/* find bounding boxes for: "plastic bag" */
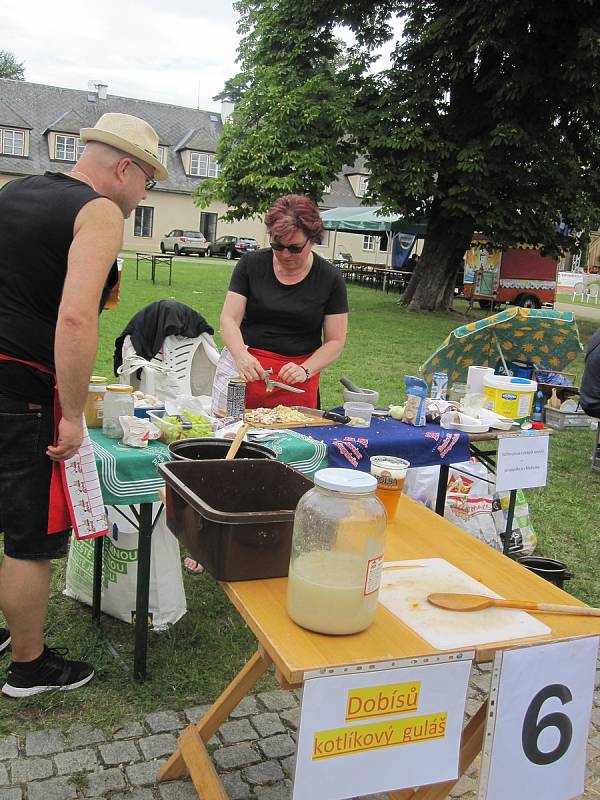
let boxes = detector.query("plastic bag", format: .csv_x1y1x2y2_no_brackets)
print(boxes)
492,489,537,555
403,376,427,426
444,460,502,550
64,503,187,630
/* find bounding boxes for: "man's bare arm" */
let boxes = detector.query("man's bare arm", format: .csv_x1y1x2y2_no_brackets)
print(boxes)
48,198,124,461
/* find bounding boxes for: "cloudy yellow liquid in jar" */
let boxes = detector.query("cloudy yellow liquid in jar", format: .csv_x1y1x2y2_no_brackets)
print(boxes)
287,550,380,635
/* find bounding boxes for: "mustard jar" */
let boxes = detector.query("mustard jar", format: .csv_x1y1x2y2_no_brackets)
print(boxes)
84,376,107,429
286,468,387,635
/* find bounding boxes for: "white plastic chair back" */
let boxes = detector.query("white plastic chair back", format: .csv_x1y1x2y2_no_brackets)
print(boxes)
119,333,220,400
572,281,585,301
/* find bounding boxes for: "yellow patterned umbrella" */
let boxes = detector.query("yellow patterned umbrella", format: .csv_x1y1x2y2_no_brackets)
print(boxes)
420,307,583,386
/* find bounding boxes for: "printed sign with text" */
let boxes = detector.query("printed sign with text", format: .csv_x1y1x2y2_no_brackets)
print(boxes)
292,658,472,800
495,433,549,492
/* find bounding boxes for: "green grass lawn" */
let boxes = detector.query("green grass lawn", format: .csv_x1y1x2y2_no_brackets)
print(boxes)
1,254,598,735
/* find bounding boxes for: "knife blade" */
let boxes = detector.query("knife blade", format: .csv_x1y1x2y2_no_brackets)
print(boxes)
262,368,305,394
292,406,351,424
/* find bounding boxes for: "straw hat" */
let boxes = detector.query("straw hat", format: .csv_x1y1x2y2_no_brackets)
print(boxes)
80,113,168,181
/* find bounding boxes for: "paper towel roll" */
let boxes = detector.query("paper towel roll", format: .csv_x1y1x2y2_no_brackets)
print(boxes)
467,366,494,394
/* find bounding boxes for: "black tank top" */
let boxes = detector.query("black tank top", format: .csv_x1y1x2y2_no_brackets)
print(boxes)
0,172,118,402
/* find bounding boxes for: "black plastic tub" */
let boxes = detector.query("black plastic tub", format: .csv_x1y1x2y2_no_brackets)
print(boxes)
517,556,573,589
168,438,275,461
159,459,312,581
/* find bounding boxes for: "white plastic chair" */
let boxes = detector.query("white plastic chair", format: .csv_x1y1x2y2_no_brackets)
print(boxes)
119,333,220,400
572,281,585,302
586,283,599,304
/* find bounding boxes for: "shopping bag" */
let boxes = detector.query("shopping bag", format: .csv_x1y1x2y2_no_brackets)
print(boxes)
492,489,537,555
64,503,186,630
444,460,502,551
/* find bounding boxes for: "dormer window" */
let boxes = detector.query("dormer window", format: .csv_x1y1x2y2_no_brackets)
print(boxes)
55,134,85,161
157,145,166,165
190,152,218,177
1,128,25,156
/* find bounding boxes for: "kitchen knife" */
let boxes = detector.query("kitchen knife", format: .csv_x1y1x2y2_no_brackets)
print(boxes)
292,406,351,424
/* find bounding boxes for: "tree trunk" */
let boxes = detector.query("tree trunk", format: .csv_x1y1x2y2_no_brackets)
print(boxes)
403,206,474,312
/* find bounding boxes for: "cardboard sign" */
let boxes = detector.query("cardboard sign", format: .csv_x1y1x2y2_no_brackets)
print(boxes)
292,655,472,800
478,637,599,800
495,432,549,492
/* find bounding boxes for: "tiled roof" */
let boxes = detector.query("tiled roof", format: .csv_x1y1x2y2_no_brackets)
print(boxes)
0,78,368,204
0,99,31,129
0,78,224,191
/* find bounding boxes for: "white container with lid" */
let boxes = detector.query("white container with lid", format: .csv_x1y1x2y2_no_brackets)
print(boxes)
102,384,134,439
286,468,387,635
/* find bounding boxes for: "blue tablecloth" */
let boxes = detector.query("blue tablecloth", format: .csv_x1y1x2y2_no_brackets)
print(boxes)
290,415,470,472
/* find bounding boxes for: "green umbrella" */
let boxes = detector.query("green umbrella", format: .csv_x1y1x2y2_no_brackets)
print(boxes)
420,307,584,386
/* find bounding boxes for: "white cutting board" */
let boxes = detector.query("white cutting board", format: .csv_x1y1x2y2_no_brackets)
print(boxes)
379,558,551,650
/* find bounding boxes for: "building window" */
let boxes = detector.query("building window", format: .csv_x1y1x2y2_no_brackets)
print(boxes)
55,134,85,161
190,151,219,177
363,234,375,251
157,145,166,164
134,206,154,237
1,128,25,156
358,176,369,197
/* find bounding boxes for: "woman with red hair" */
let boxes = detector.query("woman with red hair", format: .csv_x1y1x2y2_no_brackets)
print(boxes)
212,194,348,411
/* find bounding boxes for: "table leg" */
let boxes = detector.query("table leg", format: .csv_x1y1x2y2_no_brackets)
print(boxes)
159,648,272,785
151,256,156,285
136,255,140,280
387,701,487,800
92,536,103,625
168,258,172,286
503,489,517,556
434,464,449,516
133,503,154,682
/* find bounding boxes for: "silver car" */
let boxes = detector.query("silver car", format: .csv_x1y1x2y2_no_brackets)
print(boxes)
160,229,208,256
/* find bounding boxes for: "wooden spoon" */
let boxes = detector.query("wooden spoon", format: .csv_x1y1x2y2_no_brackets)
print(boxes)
427,592,600,617
225,423,249,460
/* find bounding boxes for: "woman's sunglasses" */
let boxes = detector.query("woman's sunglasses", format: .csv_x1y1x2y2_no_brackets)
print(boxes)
270,238,309,254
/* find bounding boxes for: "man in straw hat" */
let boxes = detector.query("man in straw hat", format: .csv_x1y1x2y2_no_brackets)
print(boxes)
0,113,167,697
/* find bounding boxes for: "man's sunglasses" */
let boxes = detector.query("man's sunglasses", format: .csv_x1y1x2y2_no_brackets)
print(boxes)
130,160,156,190
270,238,309,254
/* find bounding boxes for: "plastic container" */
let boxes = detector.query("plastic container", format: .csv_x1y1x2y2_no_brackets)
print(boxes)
342,387,379,406
134,405,165,420
286,468,387,635
159,459,313,581
343,402,374,427
102,384,134,438
449,382,468,402
517,556,573,589
147,409,214,444
84,376,107,429
483,375,537,422
168,438,275,461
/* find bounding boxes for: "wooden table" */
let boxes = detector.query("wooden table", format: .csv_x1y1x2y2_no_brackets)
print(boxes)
158,495,599,799
135,252,173,285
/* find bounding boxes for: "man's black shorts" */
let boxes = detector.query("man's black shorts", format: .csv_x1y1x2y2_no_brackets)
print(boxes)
0,394,70,559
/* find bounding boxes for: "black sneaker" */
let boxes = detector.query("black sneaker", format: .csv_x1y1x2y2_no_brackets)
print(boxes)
0,630,10,654
2,646,94,698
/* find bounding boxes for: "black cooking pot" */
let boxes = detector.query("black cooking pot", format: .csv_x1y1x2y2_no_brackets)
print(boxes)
517,556,574,590
168,437,276,462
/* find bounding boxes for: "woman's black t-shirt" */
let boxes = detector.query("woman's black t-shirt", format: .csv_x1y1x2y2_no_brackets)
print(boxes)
228,249,348,356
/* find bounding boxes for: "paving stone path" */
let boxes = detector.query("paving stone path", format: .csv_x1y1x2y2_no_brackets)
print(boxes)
0,661,598,800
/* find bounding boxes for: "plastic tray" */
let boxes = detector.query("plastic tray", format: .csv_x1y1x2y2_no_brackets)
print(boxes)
147,409,214,443
159,459,313,581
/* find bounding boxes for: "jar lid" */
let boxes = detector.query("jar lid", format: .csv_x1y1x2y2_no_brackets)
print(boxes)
106,384,134,392
89,375,107,384
314,468,377,494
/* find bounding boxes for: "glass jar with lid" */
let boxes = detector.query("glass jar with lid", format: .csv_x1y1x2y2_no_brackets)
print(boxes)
286,468,387,635
102,384,134,439
84,376,107,429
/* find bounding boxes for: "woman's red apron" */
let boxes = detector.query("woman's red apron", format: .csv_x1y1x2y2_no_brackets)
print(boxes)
244,348,319,409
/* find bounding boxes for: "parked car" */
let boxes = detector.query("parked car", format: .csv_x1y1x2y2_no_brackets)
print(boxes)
160,230,208,256
206,236,259,260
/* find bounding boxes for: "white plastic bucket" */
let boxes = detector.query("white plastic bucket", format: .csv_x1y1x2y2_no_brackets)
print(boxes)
483,374,537,421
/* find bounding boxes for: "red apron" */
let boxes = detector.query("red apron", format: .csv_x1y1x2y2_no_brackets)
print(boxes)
245,348,319,409
0,354,71,534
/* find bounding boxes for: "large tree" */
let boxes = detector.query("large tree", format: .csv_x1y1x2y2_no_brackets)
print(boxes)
196,0,600,311
0,50,24,80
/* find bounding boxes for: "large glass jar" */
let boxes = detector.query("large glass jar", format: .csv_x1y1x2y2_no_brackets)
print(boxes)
84,375,107,429
102,384,134,439
286,468,387,635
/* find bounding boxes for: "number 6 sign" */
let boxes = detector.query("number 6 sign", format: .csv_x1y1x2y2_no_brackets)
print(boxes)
478,637,599,800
